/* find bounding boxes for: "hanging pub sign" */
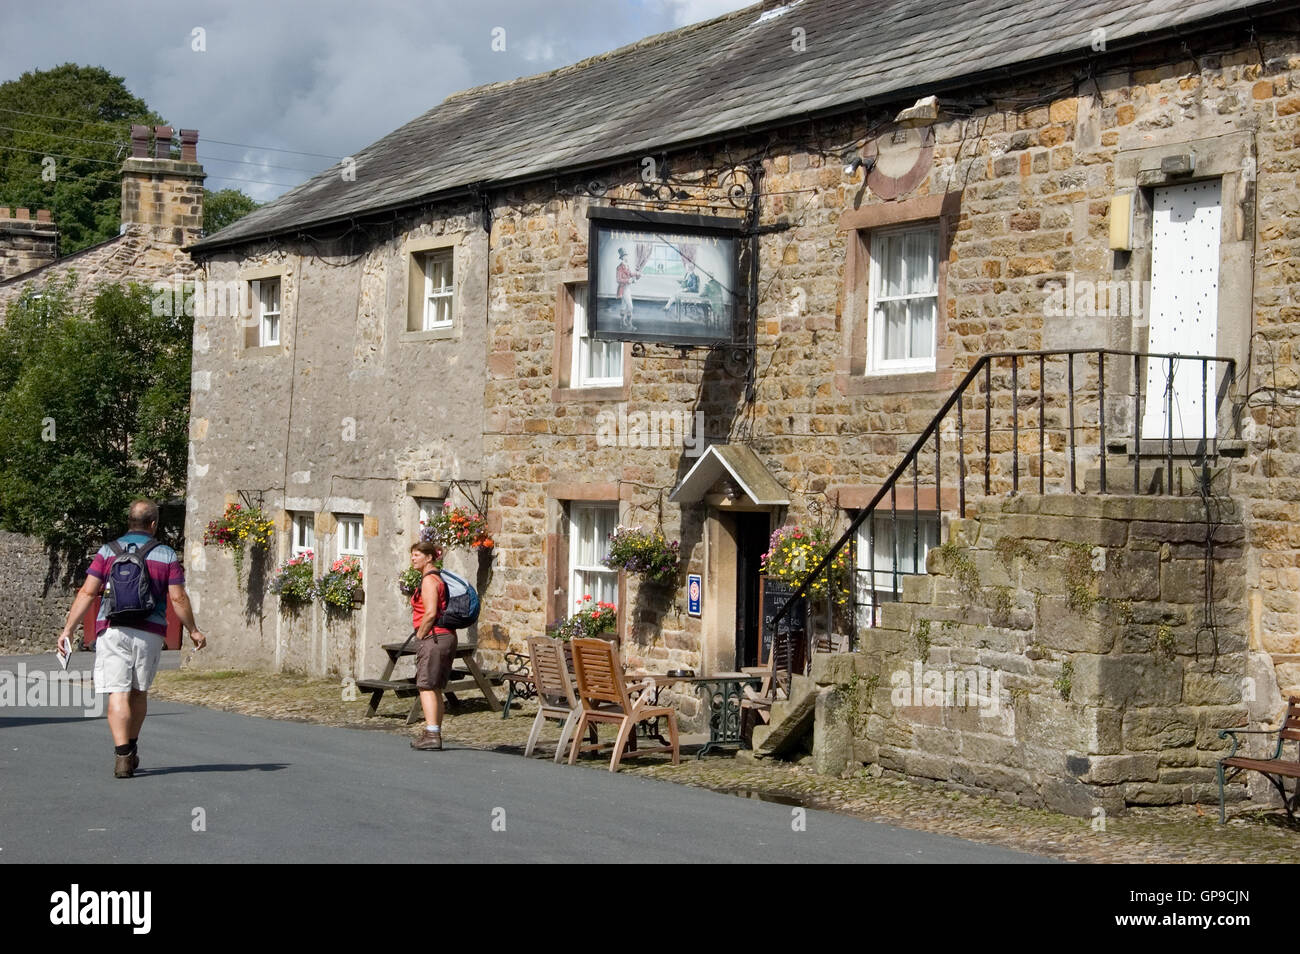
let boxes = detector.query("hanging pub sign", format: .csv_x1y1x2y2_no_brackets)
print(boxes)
586,206,744,346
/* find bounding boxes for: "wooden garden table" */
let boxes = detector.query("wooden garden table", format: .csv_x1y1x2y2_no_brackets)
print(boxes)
356,635,502,724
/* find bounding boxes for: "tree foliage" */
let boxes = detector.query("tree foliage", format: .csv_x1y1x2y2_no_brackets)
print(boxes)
0,278,192,551
203,188,260,236
0,64,164,253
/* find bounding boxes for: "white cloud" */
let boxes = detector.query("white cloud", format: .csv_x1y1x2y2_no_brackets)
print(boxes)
0,1,756,201
652,0,756,27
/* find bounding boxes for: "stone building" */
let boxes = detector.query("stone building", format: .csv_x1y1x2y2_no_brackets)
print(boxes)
0,125,205,300
0,125,204,649
188,0,1300,812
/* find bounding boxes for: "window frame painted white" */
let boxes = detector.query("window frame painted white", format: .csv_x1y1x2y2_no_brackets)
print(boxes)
422,249,454,331
336,513,364,561
416,498,443,532
290,511,315,558
867,223,939,374
257,278,281,347
570,282,622,388
568,502,619,613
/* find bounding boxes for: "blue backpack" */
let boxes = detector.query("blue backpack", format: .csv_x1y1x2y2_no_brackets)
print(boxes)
103,539,161,623
435,570,480,630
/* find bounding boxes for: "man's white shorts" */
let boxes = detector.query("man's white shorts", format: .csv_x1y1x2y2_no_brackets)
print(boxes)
93,626,165,693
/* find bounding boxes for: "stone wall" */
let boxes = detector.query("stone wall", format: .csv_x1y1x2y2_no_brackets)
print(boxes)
0,223,201,311
809,493,1282,815
0,209,58,282
186,201,489,679
0,533,86,652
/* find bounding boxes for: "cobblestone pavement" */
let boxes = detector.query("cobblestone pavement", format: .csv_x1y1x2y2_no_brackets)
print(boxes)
148,669,1299,863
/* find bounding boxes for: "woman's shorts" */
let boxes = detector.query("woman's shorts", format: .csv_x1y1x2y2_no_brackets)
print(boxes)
414,632,457,691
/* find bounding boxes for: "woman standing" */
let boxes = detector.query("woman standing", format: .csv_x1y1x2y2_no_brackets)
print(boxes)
409,541,455,751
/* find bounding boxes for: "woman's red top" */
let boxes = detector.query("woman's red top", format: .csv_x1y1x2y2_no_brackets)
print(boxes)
411,571,453,635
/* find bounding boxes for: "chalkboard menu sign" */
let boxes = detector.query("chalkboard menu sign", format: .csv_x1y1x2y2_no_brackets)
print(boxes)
759,576,806,666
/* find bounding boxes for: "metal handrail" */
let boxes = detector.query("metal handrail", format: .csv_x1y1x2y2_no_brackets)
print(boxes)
768,348,1238,683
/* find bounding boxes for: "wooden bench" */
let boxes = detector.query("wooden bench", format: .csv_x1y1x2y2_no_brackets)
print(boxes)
356,637,503,725
1217,696,1300,823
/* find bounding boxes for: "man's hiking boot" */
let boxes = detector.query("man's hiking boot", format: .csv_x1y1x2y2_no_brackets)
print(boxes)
114,754,135,778
411,729,443,751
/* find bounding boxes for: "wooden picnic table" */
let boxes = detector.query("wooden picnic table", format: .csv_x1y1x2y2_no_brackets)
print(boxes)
356,636,502,724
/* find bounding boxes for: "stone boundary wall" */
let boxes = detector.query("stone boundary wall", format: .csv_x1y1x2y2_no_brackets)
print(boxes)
0,533,85,652
811,494,1281,816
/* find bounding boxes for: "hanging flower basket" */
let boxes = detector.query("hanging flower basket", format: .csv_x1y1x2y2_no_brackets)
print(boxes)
269,550,316,607
316,556,364,612
419,504,493,551
601,525,680,585
760,525,850,605
203,502,275,588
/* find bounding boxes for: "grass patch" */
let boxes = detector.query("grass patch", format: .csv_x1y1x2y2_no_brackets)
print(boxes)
994,535,1037,571
1058,541,1099,615
936,541,980,599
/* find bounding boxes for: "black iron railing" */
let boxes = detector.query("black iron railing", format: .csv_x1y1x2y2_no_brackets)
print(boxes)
770,348,1239,684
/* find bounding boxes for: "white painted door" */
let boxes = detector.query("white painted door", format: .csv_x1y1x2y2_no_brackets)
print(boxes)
1142,179,1221,440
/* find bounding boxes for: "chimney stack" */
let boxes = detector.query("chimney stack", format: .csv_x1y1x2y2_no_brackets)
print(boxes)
0,207,59,282
120,124,206,247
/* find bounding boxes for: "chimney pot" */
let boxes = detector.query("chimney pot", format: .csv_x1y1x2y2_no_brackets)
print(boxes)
131,124,151,159
0,207,9,219
153,125,173,159
36,209,52,223
180,129,199,162
15,208,30,221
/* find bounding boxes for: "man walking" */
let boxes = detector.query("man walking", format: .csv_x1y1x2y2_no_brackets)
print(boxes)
57,499,207,778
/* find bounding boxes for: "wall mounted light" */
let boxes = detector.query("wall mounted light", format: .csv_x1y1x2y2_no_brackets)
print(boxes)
843,155,877,176
1109,192,1135,251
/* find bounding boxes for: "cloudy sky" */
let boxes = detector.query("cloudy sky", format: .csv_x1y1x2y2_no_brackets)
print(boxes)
2,0,756,201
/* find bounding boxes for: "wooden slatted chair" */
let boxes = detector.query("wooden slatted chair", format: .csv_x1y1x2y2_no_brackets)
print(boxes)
567,637,680,771
1217,696,1300,823
524,636,586,763
740,628,799,729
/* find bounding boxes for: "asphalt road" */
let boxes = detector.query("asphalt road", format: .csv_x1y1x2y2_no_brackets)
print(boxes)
0,655,1049,864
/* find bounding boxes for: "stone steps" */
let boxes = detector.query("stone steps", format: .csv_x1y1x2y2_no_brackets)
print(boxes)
1082,460,1226,496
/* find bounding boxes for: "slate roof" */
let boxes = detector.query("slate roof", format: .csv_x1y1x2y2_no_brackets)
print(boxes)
192,0,1287,253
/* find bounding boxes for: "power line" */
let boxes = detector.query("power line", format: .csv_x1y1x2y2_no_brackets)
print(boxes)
0,153,303,191
0,123,128,150
196,154,326,175
0,123,327,174
0,105,345,160
204,173,301,189
201,137,342,160
0,143,118,164
0,105,129,132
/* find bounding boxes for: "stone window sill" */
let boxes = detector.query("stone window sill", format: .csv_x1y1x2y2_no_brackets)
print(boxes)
402,326,458,342
243,344,285,358
552,384,630,404
835,368,957,396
